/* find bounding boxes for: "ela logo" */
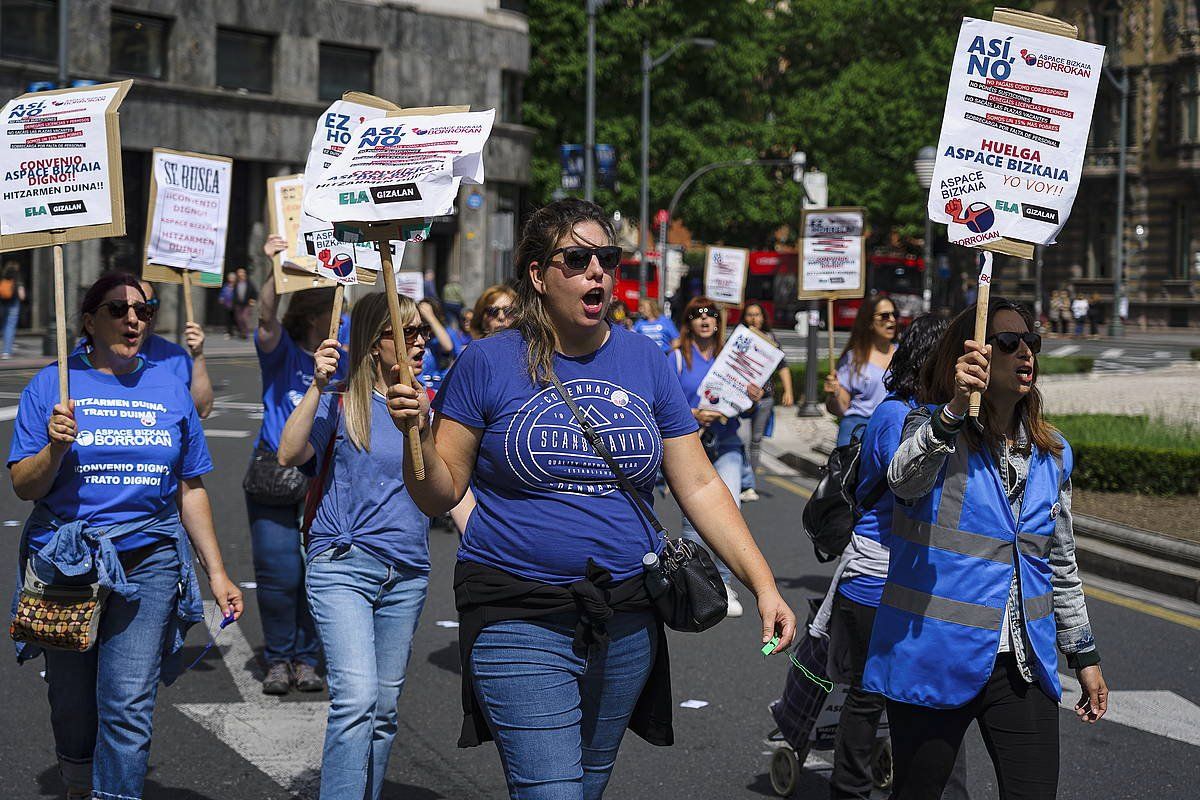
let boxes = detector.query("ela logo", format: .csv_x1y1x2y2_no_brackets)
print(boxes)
24,206,46,217
338,191,369,205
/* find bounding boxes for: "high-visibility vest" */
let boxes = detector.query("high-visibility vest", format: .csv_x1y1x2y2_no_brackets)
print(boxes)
863,422,1072,708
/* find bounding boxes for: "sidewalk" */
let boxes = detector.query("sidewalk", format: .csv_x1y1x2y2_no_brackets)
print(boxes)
0,331,255,371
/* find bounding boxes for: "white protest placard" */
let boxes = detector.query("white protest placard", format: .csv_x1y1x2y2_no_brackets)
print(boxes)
144,148,232,275
696,325,785,418
0,80,131,250
928,17,1103,249
394,271,425,300
702,246,749,306
798,207,866,299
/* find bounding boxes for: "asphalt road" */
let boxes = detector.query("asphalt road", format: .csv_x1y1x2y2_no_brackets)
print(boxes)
0,358,1198,799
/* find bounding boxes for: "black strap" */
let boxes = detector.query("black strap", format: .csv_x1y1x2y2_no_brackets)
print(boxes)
546,371,668,536
858,476,889,513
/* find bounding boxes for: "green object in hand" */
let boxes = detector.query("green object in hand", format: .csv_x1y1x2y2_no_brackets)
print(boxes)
761,635,781,656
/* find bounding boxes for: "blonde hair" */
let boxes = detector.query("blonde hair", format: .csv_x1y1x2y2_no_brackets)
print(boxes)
469,284,516,338
341,292,418,451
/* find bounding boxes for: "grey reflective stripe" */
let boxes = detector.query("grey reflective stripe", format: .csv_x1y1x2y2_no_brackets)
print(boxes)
893,513,1012,564
1024,591,1053,621
1018,532,1051,559
881,583,1004,630
936,439,970,530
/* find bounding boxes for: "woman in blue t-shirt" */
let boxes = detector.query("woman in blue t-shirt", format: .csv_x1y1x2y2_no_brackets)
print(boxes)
632,298,679,353
385,199,796,799
278,292,432,800
8,272,243,800
824,295,897,447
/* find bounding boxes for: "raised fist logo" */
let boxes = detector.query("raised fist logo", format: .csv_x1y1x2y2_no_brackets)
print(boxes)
946,198,995,234
945,198,965,220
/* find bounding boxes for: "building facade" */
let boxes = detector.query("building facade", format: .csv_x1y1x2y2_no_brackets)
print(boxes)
0,0,533,339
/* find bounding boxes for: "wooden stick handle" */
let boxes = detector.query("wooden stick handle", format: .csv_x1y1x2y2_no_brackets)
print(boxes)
181,269,195,326
328,283,344,341
969,281,991,419
379,247,426,481
53,244,68,407
827,296,836,376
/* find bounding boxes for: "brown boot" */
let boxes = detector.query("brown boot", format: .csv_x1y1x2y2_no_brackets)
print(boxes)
292,661,325,692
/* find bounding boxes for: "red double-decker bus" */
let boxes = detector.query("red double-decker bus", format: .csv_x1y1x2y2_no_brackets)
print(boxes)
614,255,660,310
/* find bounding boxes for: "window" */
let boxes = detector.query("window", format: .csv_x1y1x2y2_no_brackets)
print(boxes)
1,0,58,63
1172,201,1192,278
1181,68,1200,144
110,11,169,79
500,69,524,123
318,43,374,102
499,0,528,13
216,28,274,94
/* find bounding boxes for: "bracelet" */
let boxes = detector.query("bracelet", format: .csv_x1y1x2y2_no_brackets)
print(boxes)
941,403,966,423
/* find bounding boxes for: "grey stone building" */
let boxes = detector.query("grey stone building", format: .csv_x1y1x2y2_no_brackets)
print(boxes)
0,0,533,339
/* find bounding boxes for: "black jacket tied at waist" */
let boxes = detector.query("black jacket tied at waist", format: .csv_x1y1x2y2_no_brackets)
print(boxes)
454,558,674,749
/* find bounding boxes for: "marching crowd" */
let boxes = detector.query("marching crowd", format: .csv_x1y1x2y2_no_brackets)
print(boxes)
7,198,1107,800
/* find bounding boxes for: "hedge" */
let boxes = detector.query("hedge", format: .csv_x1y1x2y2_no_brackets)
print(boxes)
1191,347,1200,361
1052,414,1200,496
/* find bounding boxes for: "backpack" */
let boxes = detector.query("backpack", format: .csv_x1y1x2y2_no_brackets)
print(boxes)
801,421,889,563
0,278,14,301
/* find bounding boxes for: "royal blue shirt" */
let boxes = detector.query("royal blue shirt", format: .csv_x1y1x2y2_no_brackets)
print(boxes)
671,345,741,454
837,395,912,607
633,317,679,353
72,333,192,388
433,325,698,584
8,355,212,552
303,391,430,572
254,328,347,452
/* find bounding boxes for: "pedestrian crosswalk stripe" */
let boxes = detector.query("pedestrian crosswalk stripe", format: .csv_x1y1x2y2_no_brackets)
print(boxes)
1048,345,1080,357
1099,348,1124,359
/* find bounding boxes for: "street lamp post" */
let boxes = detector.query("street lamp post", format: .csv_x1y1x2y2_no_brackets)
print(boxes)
640,37,715,307
913,146,936,313
1103,64,1129,337
584,0,608,201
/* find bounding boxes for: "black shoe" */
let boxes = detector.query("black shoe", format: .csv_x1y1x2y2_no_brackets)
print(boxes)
292,661,325,693
262,661,291,695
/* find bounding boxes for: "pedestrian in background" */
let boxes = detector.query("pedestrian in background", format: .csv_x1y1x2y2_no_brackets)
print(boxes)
609,298,634,329
1087,293,1104,337
737,300,793,502
233,267,258,339
868,298,1107,799
468,283,516,339
133,279,215,418
219,271,237,338
278,293,432,800
632,297,679,353
1048,289,1066,336
824,295,897,447
8,271,243,800
1071,293,1089,338
386,198,795,799
0,259,25,359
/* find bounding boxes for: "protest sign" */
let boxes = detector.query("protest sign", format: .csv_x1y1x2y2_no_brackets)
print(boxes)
702,246,749,306
0,80,131,251
798,207,866,300
144,148,231,277
696,325,785,418
927,15,1101,255
394,271,425,301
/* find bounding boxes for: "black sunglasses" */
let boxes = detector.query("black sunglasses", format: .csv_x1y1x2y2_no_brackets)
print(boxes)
987,331,1042,355
100,300,155,322
874,311,897,321
547,245,621,273
381,324,433,343
686,306,719,321
484,305,512,318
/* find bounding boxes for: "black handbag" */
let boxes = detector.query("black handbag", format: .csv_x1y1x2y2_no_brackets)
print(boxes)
547,372,728,632
242,445,309,507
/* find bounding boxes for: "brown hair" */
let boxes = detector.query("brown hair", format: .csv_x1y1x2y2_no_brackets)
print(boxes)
469,284,517,339
838,294,895,375
341,292,418,451
920,297,1062,457
740,300,772,333
282,287,336,344
79,271,146,346
674,295,725,371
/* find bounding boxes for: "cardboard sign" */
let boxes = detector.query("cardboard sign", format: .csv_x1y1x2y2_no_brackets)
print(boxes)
696,325,785,417
702,246,749,306
394,271,425,300
0,80,131,251
303,109,495,225
928,17,1102,251
798,207,866,299
144,148,231,275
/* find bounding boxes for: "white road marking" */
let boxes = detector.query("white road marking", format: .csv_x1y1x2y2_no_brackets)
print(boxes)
0,405,18,421
1059,672,1200,747
203,429,252,438
1154,351,1172,359
1099,348,1124,359
1047,345,1080,357
213,400,263,412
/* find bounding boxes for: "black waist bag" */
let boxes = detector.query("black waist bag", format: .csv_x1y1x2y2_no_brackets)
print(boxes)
243,445,309,507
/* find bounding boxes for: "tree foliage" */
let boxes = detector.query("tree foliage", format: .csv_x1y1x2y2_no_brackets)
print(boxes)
523,0,1027,247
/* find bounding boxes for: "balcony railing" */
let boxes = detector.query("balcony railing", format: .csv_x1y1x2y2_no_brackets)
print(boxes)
1083,145,1140,177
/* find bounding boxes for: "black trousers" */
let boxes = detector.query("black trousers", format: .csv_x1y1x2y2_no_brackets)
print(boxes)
887,654,1059,800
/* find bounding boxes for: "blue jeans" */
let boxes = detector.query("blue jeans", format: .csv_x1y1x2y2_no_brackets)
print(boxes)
41,539,179,799
306,545,428,800
245,495,320,666
471,611,657,800
836,414,870,448
1,298,18,355
681,448,741,584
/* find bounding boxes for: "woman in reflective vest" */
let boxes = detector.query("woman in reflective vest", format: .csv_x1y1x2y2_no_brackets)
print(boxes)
864,299,1108,800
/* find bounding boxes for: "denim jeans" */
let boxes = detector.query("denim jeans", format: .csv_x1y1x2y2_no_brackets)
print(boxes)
681,448,741,584
245,495,320,666
471,611,657,800
741,396,775,491
1,298,19,355
306,545,429,800
41,539,179,800
836,414,870,448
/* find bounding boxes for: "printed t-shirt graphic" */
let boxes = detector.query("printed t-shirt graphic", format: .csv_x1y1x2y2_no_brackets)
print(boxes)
7,355,212,551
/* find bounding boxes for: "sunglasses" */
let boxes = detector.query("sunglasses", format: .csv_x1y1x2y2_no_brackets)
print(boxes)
99,300,156,322
987,331,1042,355
484,305,512,319
380,324,433,343
686,306,719,321
874,311,897,321
547,245,622,273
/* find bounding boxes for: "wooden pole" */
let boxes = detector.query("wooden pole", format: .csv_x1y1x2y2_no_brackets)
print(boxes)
328,283,345,341
53,243,68,407
180,269,195,326
378,240,426,480
827,296,836,378
969,252,994,419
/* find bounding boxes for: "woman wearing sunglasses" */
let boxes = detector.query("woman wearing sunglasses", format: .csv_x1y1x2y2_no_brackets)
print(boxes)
277,293,432,800
824,295,898,447
865,299,1107,800
468,283,517,339
386,198,795,799
8,271,243,800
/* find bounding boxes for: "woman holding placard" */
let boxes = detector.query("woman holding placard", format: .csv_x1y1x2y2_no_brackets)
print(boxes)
8,271,243,800
824,296,897,447
384,199,795,800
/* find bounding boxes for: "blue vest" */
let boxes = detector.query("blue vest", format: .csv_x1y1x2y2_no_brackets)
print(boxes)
863,422,1072,708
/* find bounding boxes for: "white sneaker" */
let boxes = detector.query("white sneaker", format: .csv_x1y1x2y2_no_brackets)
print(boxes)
740,488,760,502
725,583,744,618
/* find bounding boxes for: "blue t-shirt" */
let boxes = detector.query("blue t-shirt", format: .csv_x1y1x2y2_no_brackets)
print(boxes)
633,317,679,353
836,352,892,419
837,395,912,607
671,345,741,454
71,333,192,388
254,328,347,452
8,355,212,552
304,391,430,572
433,325,698,584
